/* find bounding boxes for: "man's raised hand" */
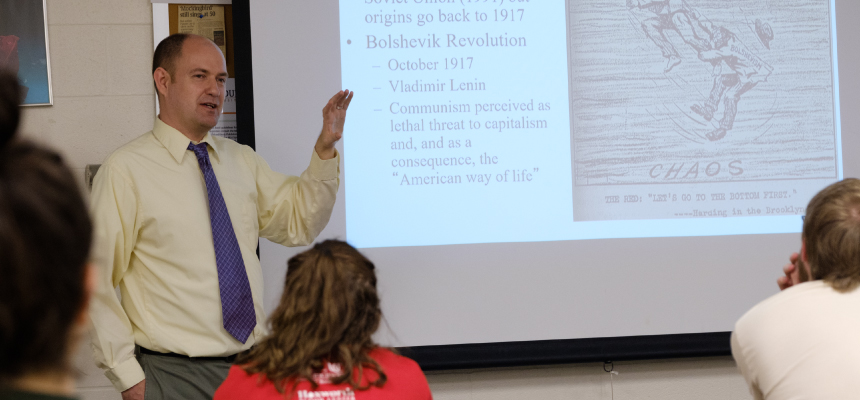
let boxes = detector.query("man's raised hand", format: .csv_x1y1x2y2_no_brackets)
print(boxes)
315,90,354,160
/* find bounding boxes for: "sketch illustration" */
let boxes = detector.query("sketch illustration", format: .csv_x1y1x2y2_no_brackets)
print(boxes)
626,0,710,73
570,0,837,183
569,0,839,220
627,0,776,142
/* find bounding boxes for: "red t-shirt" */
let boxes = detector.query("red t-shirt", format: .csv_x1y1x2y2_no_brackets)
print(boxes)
214,348,432,400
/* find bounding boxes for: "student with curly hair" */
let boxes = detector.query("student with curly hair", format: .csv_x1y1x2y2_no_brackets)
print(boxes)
214,240,432,400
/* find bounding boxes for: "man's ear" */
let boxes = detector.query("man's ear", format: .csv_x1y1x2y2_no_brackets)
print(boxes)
801,239,808,263
799,239,814,281
153,67,171,98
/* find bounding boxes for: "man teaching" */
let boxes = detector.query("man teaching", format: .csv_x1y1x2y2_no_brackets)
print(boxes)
88,33,353,400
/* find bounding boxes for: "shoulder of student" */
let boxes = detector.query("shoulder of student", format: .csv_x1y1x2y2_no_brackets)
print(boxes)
735,280,839,336
371,348,424,374
213,365,260,400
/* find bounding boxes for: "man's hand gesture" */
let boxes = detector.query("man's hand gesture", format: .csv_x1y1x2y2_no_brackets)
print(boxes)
315,90,354,160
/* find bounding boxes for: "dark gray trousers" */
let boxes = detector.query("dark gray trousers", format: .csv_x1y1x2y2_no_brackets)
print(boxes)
136,349,232,400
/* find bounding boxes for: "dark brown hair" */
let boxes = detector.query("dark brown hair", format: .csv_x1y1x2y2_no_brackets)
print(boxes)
0,71,93,380
235,240,386,394
803,178,860,291
0,70,19,148
152,33,192,87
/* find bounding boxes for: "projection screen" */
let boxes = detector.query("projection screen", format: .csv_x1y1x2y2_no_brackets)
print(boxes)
244,0,858,363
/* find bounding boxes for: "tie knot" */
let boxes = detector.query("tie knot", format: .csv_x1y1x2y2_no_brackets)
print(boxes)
188,142,210,164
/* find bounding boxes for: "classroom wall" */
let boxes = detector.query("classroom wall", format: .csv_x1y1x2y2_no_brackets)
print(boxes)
18,1,752,399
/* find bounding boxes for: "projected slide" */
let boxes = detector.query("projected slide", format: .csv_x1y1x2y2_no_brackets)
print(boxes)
572,0,841,222
339,0,841,248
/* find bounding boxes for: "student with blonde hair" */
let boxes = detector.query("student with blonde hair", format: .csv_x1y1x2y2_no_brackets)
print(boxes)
733,178,860,399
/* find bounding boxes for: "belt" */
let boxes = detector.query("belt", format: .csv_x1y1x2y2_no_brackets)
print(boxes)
138,347,239,363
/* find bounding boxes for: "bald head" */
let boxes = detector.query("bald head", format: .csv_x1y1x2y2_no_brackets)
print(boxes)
153,34,223,85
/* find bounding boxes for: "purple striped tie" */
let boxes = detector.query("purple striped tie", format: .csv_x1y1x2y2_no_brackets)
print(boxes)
188,142,256,343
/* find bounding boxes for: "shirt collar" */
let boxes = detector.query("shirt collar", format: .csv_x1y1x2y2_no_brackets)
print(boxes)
153,117,221,164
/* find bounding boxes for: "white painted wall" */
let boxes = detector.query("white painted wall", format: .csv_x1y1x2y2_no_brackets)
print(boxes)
19,0,753,399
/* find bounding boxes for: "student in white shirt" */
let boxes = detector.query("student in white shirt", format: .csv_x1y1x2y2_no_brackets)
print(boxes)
733,178,860,400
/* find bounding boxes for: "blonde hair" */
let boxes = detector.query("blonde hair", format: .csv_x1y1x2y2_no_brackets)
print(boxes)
803,178,860,291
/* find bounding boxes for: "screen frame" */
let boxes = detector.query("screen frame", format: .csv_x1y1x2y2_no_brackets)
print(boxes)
231,0,733,370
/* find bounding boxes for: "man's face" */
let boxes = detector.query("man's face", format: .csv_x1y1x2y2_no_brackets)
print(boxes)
162,37,228,136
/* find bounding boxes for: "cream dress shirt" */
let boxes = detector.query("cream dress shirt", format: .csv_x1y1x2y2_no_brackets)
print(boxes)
732,280,860,400
89,118,339,391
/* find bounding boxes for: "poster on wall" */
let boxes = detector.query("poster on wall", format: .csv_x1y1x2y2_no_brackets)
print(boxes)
177,4,227,56
0,0,52,106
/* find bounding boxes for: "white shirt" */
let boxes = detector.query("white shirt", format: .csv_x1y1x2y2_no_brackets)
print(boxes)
732,280,860,400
